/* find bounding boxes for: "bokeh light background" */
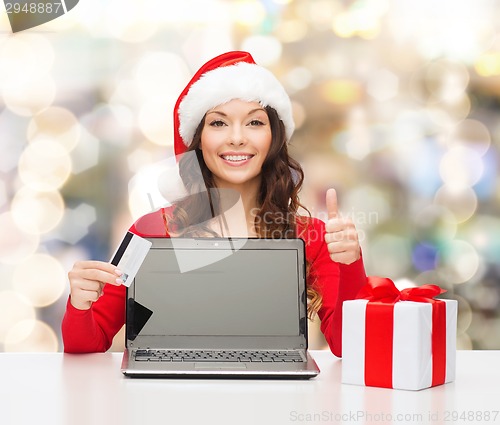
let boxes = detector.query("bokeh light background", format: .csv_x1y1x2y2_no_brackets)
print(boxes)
0,0,499,352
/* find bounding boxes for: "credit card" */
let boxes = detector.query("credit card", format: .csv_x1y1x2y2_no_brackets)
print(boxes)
110,232,152,287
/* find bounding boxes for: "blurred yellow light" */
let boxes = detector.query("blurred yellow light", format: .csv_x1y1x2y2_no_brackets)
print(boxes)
3,319,35,346
301,0,337,29
11,187,65,235
291,101,306,130
367,68,399,101
0,180,6,208
461,216,500,262
106,0,157,42
133,53,187,146
128,178,156,221
284,67,312,92
143,0,231,24
157,159,191,205
3,76,56,117
241,36,282,66
0,212,39,265
332,13,356,38
343,184,391,228
322,80,362,105
414,205,457,243
370,234,412,277
69,126,101,173
447,119,491,156
424,60,470,102
474,52,500,77
431,96,471,125
454,295,473,335
332,8,381,39
434,185,478,223
457,333,473,350
357,26,381,40
276,19,308,43
0,34,54,84
138,99,175,146
437,240,480,284
127,148,155,174
18,139,72,192
129,159,183,220
0,290,36,343
43,9,76,32
4,320,58,352
0,7,9,32
232,0,266,26
439,146,483,190
13,254,66,308
135,52,189,99
27,107,81,153
129,171,158,221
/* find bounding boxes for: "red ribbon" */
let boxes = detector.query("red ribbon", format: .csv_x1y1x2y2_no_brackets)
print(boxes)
356,276,447,388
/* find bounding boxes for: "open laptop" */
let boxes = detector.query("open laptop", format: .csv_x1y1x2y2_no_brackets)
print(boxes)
121,237,320,379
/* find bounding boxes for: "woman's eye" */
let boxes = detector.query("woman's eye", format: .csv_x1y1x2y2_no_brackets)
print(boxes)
209,120,226,127
249,120,264,126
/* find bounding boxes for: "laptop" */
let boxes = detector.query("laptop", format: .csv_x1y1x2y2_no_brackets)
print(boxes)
120,237,320,379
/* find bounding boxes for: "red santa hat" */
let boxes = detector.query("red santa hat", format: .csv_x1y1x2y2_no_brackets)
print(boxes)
174,51,295,156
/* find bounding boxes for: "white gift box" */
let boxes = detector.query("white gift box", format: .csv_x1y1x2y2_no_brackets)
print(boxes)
342,299,457,391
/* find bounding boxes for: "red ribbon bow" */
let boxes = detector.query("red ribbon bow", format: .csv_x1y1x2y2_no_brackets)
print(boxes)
356,276,446,303
355,276,447,388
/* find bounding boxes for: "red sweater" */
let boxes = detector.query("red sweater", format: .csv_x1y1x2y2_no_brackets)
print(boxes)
61,209,367,357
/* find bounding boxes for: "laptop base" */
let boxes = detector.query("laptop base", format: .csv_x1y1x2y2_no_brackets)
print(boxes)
121,349,320,380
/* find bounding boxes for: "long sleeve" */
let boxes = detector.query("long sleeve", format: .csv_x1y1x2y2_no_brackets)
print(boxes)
303,217,367,358
61,209,168,353
61,283,126,353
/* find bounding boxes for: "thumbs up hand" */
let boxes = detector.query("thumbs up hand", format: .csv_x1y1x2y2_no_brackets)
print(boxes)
324,189,361,265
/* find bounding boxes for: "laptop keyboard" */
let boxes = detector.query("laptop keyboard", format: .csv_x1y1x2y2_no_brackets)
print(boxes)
134,349,305,363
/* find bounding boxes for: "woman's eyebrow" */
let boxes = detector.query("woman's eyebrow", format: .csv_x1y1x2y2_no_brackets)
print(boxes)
206,110,227,116
206,108,266,116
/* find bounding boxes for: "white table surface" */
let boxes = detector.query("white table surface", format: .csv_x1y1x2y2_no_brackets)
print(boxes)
0,350,498,425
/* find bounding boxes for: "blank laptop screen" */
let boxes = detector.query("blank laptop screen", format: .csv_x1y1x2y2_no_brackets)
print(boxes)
132,247,301,337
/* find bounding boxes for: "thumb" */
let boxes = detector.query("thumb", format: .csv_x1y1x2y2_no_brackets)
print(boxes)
326,188,339,220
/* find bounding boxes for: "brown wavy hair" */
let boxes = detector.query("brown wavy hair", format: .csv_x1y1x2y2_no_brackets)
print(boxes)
168,106,322,318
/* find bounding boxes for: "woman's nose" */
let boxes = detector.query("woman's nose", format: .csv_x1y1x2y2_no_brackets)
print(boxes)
229,126,245,145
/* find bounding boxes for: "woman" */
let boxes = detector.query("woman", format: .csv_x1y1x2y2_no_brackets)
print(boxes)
62,51,367,356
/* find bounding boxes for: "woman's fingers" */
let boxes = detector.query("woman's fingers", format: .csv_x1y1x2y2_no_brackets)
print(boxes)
68,261,123,310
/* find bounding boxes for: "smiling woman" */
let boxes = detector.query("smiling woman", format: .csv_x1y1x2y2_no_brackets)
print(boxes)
62,51,367,356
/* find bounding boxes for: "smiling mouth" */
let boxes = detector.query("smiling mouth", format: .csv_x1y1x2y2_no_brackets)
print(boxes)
220,154,254,162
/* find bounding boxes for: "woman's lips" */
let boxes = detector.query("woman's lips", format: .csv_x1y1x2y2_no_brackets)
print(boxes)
219,153,255,166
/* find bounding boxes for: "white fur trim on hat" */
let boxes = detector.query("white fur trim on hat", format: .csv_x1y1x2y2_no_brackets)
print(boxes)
178,62,294,146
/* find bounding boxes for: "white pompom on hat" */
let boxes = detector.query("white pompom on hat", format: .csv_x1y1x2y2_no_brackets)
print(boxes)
174,51,294,156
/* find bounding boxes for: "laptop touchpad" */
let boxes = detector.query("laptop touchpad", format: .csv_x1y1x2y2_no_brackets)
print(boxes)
194,362,247,369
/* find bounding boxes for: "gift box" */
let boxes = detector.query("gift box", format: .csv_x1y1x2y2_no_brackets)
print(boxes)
342,277,457,391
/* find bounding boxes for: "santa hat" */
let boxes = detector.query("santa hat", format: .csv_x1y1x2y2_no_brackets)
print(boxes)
174,51,294,156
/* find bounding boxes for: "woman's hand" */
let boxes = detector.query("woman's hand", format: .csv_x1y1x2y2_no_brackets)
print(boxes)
67,261,123,310
324,188,361,265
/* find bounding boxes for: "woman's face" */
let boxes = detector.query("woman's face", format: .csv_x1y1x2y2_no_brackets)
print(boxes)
200,99,272,193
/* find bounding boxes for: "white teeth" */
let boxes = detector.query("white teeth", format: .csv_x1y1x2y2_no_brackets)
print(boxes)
222,155,252,162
